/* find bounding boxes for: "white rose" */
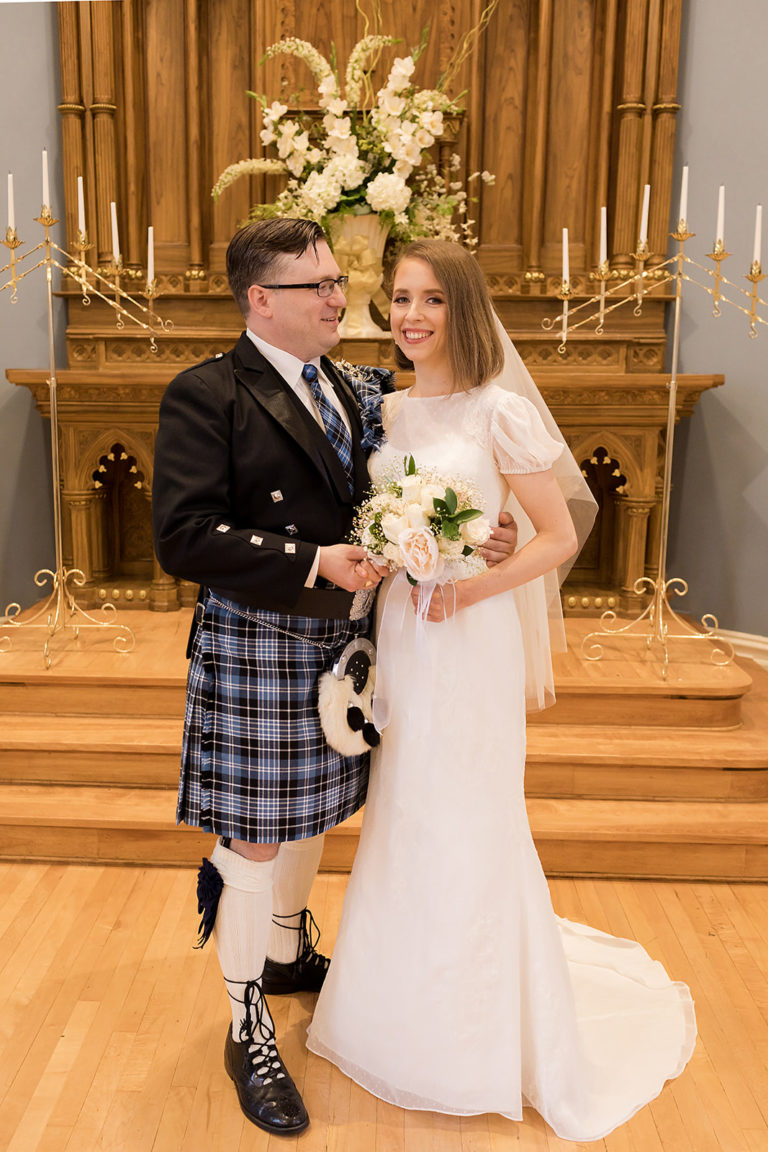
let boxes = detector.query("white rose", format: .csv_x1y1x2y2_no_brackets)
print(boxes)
398,527,442,582
460,516,492,547
381,511,411,543
437,537,465,559
382,541,402,565
405,503,429,529
419,483,445,514
399,474,422,503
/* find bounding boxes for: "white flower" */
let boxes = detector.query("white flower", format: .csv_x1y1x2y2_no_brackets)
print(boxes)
398,527,442,582
460,516,492,548
328,133,359,158
326,97,347,117
481,170,496,185
260,127,276,146
318,73,338,97
382,542,403,565
394,159,414,181
437,537,465,559
381,511,411,543
265,101,288,122
366,172,412,215
405,502,430,529
327,155,367,190
419,483,446,514
387,55,415,93
400,474,423,503
378,90,406,118
414,128,435,150
420,110,444,136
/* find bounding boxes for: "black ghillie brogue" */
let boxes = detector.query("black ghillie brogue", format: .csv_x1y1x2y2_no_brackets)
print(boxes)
224,979,309,1135
262,907,330,995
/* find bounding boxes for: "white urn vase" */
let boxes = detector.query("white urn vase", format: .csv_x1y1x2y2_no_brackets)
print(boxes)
329,212,391,339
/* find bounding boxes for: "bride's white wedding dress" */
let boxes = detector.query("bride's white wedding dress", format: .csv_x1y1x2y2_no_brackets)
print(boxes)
307,386,696,1142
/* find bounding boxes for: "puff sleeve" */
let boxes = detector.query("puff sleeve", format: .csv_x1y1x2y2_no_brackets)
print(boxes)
489,388,564,475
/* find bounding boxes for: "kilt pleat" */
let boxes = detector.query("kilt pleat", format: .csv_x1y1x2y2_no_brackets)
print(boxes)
177,591,370,842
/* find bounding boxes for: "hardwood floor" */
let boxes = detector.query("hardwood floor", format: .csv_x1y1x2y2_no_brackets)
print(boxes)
1,864,767,1152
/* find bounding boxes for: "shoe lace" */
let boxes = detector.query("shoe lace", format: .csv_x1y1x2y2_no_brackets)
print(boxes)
272,907,330,975
227,978,286,1084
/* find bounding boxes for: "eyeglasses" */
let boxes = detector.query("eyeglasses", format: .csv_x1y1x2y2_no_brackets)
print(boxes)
259,276,349,298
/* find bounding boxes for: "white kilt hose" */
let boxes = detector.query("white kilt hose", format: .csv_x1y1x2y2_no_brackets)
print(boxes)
178,591,371,843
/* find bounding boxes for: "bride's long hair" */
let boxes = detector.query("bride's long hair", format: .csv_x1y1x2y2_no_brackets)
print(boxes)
390,240,503,392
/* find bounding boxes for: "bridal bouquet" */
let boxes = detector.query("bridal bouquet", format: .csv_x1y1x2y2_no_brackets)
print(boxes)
352,456,491,583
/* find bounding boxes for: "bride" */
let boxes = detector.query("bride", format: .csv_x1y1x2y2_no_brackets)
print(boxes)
307,239,696,1142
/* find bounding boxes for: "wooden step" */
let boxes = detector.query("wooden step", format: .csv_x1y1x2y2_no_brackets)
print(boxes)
0,611,754,729
2,669,766,797
0,714,183,786
1,783,765,880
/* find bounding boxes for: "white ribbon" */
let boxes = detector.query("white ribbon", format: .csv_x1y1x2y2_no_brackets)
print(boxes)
371,569,440,732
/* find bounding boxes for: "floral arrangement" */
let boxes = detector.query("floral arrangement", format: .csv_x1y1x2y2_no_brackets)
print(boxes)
353,455,491,583
212,27,496,245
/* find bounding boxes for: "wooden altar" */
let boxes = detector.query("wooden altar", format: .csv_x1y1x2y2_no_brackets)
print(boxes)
8,0,722,613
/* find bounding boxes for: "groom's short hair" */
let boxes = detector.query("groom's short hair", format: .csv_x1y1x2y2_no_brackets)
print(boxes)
226,218,326,316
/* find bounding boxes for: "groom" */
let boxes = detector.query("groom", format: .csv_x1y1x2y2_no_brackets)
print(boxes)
152,217,516,1136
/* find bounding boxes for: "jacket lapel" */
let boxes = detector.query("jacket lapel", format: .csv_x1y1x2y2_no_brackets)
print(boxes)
232,333,360,505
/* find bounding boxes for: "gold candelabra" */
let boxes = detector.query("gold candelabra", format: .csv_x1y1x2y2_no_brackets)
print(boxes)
0,205,172,669
542,214,766,678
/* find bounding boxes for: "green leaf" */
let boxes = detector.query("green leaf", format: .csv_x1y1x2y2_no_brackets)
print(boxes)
406,572,418,586
405,455,417,475
441,520,460,541
452,508,483,524
462,545,473,556
432,498,450,516
444,487,458,515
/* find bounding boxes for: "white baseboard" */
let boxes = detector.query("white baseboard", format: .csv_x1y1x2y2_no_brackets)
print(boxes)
718,629,768,671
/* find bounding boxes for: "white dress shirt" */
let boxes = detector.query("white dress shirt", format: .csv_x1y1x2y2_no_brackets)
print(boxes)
246,330,352,587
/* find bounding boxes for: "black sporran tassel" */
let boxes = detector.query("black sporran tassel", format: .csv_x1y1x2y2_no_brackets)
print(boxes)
195,856,223,948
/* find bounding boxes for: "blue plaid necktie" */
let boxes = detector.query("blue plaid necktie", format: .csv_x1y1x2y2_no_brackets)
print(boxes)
302,363,354,494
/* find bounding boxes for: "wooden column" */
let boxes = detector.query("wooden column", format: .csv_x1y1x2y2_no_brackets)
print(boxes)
57,5,86,261
523,0,554,273
612,0,649,266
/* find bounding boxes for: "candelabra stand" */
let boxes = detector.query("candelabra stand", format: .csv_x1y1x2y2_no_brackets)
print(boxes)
0,207,172,669
542,222,766,677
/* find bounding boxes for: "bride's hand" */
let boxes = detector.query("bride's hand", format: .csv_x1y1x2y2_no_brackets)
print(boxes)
479,510,517,566
409,580,464,622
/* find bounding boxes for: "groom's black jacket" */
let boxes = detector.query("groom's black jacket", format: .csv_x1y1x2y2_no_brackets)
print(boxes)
152,331,371,618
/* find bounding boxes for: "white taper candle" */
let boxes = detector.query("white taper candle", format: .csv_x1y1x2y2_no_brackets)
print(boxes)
42,149,50,209
599,206,607,266
147,225,155,283
7,172,14,231
753,205,763,267
77,176,86,236
716,185,725,245
639,184,650,246
678,166,688,224
110,201,120,263
562,227,569,285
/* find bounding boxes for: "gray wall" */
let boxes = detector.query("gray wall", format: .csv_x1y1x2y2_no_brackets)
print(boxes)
1,2,766,634
668,1,768,635
0,2,62,611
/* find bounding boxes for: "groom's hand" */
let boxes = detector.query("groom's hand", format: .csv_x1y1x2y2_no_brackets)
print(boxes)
317,544,384,592
479,510,518,566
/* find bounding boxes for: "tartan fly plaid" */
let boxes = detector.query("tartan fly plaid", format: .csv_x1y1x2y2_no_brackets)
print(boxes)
177,591,371,843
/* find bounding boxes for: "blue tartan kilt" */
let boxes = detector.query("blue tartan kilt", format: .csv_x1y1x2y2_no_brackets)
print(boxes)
177,591,371,843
